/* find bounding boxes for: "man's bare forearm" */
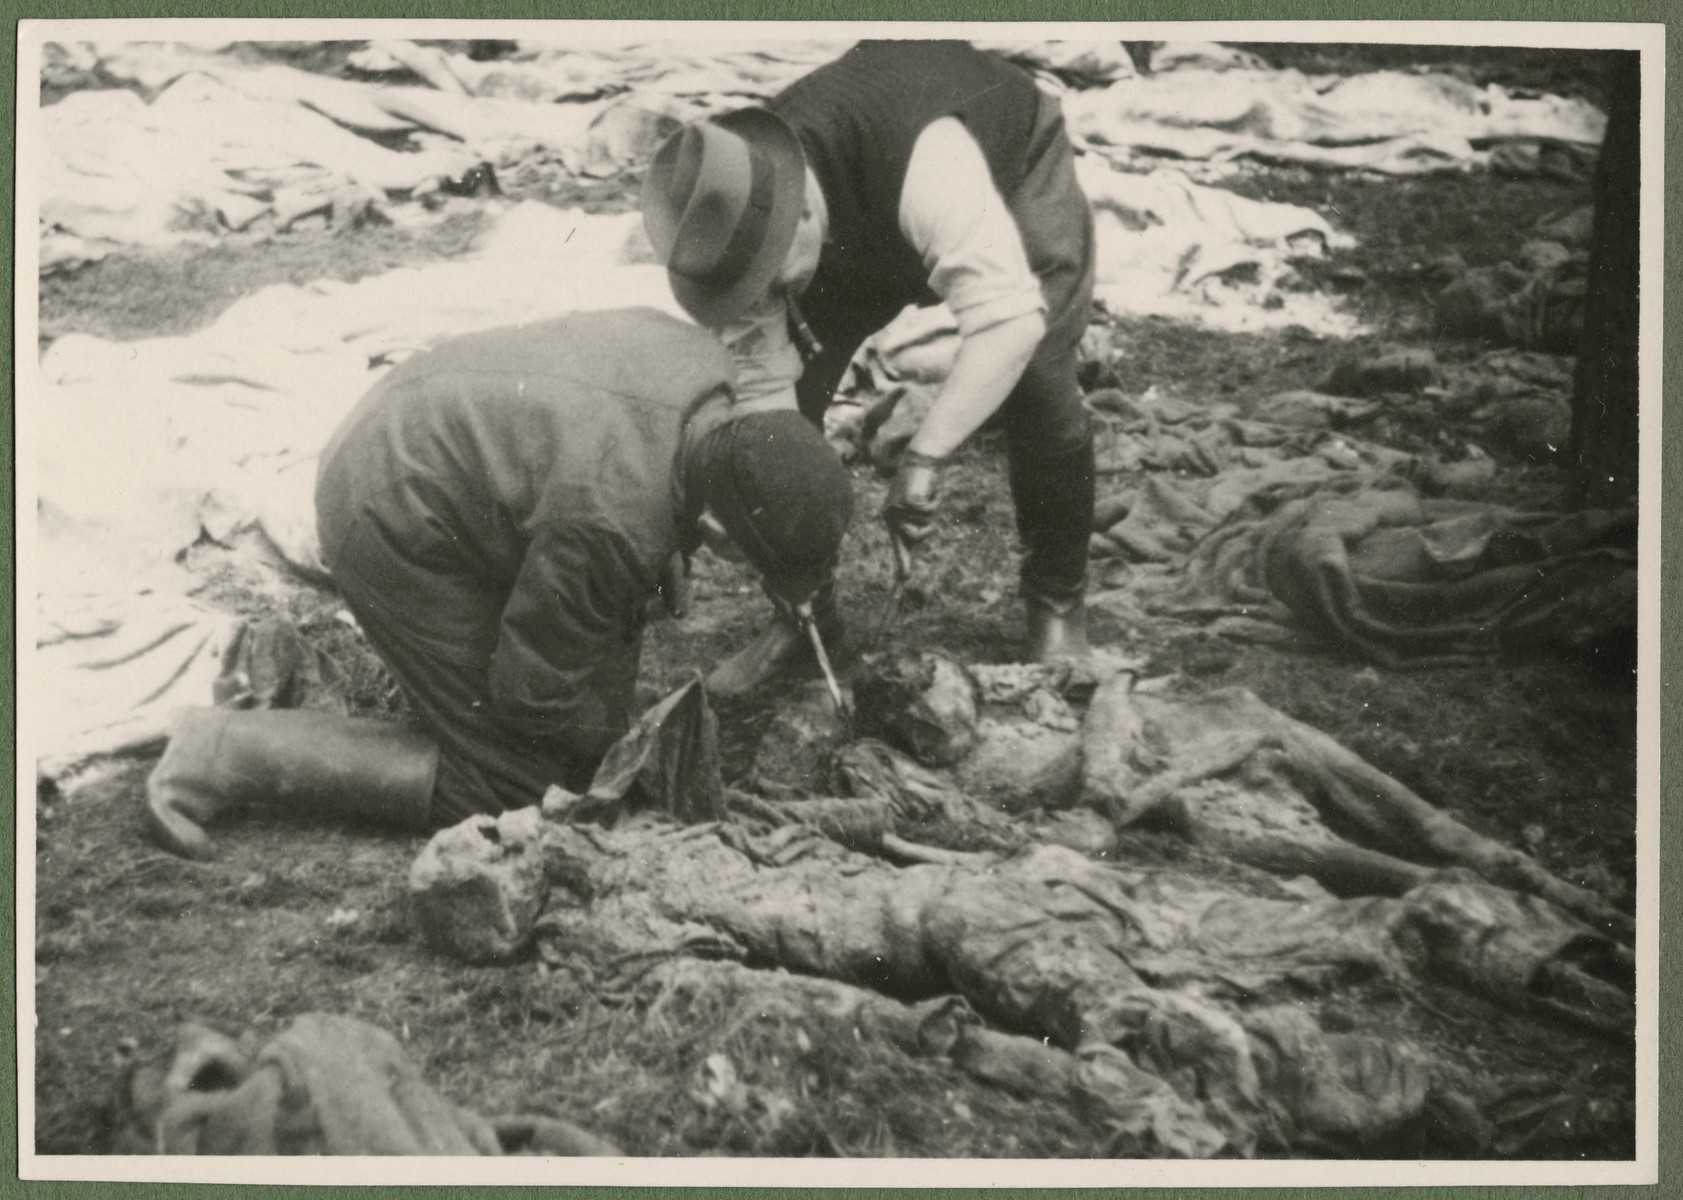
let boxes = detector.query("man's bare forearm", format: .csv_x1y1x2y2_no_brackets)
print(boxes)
906,311,1045,460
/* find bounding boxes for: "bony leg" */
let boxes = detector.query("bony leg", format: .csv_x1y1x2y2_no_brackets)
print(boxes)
145,707,439,859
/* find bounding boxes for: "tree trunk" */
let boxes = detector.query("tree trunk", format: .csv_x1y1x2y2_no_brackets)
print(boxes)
1565,52,1641,509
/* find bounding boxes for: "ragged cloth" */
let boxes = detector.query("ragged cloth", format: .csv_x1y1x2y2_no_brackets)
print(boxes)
1062,63,1605,177
1154,479,1636,664
111,1012,620,1155
412,811,1627,1156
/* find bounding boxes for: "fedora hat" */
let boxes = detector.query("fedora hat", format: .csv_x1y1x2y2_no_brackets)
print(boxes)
642,109,807,328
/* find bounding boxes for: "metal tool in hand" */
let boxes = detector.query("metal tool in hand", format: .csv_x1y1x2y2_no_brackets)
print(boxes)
871,531,914,649
794,599,849,724
786,294,824,363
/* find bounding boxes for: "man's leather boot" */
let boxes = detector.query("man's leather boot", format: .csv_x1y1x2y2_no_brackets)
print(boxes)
705,577,844,698
1008,436,1096,665
145,707,439,859
1026,596,1092,665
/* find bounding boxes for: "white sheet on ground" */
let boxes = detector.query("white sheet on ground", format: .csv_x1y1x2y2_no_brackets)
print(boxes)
39,72,482,262
35,584,241,780
1078,159,1361,333
37,40,1605,270
1064,65,1605,176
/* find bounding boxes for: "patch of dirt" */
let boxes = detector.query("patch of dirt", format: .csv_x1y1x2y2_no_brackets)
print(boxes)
39,210,490,347
1217,648,1638,910
1219,167,1592,336
31,46,1636,1160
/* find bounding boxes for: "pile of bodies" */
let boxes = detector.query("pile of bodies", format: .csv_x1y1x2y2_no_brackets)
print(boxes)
403,657,1633,1158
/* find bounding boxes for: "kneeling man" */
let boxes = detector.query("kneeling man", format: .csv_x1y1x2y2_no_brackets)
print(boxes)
146,307,853,857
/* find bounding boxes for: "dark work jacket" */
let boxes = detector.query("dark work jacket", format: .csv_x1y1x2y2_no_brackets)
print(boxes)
315,308,733,759
770,40,1047,312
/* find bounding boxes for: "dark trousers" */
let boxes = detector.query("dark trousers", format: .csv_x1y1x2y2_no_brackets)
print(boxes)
326,514,599,826
796,94,1097,609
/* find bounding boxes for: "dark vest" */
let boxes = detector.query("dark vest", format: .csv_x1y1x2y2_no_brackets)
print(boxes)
770,40,1043,313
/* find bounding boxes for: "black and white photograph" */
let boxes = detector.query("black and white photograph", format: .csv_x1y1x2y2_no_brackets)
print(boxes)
15,17,1662,1186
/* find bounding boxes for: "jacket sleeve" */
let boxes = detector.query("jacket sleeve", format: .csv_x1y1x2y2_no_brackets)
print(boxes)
486,521,653,764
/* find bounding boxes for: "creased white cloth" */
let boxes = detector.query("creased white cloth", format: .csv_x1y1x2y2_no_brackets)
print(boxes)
37,40,1606,271
39,72,481,261
1064,66,1605,176
35,586,242,779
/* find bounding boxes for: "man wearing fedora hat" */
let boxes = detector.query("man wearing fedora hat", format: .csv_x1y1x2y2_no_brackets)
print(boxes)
143,309,853,857
644,39,1097,694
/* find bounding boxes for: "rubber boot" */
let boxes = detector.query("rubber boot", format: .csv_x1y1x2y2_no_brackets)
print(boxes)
1008,436,1096,664
705,578,844,698
145,707,439,859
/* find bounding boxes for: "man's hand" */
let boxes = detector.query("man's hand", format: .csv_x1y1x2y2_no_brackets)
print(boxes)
697,511,746,562
883,450,945,551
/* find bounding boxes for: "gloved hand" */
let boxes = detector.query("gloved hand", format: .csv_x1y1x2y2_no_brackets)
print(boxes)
883,449,945,552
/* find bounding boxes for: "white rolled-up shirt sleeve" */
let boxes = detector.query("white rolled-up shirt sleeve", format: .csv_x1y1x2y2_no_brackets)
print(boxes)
899,118,1046,337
